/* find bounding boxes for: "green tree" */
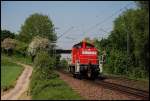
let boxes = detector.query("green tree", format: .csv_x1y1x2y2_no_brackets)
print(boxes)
59,58,68,69
15,40,28,57
109,8,148,77
136,1,149,11
18,13,57,43
94,1,149,79
27,36,52,62
134,1,149,75
1,30,15,41
34,50,57,79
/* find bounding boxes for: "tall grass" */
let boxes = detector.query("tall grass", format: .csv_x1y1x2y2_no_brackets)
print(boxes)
1,55,24,91
30,70,83,100
2,53,33,65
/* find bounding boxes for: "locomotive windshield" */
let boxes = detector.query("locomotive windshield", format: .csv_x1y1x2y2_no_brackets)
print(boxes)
86,43,94,48
73,42,82,48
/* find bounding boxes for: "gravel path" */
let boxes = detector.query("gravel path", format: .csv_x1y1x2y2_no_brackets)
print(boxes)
57,71,142,100
1,62,32,100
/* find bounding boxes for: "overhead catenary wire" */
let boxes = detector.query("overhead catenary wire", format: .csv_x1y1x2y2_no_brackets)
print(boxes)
57,26,74,40
56,2,135,47
61,27,110,44
83,3,134,34
66,3,134,43
65,36,76,41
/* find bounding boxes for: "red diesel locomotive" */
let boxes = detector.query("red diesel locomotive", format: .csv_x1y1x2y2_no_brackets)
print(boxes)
68,40,100,79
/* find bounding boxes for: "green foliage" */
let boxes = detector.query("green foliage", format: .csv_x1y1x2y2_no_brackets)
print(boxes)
34,51,55,69
1,55,24,91
136,1,149,11
18,13,57,43
1,38,28,57
94,2,149,79
84,37,91,43
1,30,15,41
33,51,57,79
30,49,82,99
30,71,82,100
103,50,127,75
59,58,68,69
27,36,52,57
2,53,32,66
15,40,28,56
11,54,32,65
30,52,82,99
55,54,61,67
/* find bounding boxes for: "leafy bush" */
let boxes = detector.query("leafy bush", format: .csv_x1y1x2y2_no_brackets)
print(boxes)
103,50,128,75
27,36,55,62
1,38,28,57
15,40,28,57
59,58,68,69
130,67,148,79
103,49,148,79
28,36,51,57
34,51,55,69
1,38,16,50
34,50,57,79
1,38,17,56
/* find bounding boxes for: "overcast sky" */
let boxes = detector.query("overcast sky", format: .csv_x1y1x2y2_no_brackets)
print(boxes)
1,1,137,58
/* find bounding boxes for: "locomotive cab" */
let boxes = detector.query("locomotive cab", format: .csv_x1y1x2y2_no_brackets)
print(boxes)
69,40,100,79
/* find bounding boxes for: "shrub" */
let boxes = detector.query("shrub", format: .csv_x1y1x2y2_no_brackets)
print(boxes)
15,40,28,57
103,49,128,75
34,50,57,79
1,38,17,56
27,36,55,62
28,36,51,56
59,58,68,69
1,38,16,49
1,38,29,57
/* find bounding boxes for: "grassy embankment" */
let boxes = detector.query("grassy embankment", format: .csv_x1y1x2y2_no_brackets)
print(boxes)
30,69,83,100
2,53,32,65
1,54,24,91
30,78,83,100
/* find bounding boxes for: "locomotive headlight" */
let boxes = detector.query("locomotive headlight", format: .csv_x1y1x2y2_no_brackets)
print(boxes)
82,51,96,55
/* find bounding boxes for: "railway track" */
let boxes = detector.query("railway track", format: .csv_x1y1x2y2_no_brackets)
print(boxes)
58,70,149,100
94,80,149,100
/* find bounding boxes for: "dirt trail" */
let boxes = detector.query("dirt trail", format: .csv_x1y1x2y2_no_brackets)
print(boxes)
1,62,33,100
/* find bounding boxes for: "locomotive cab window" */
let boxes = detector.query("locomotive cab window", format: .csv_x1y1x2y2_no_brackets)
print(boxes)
73,42,82,48
86,43,94,48
77,45,81,48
